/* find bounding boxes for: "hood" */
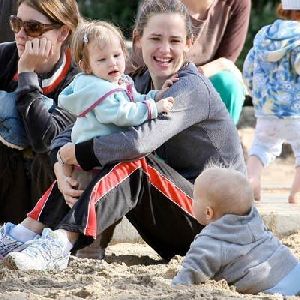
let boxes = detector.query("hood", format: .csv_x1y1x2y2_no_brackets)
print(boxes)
253,19,300,66
201,206,266,245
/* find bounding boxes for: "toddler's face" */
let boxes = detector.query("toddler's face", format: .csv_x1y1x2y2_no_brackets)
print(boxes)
87,35,126,83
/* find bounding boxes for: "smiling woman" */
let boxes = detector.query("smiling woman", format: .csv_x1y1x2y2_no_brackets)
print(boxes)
0,0,80,224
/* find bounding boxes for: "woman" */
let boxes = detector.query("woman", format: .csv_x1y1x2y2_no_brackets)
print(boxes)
0,0,80,223
130,0,251,125
0,0,246,270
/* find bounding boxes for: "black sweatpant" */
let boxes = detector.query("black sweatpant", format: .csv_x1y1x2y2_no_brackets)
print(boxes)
28,154,203,260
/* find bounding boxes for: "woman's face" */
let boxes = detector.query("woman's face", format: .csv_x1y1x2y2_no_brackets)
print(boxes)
136,13,190,85
15,3,64,57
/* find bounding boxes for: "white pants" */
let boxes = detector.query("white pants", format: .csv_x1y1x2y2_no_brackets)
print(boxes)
249,118,300,166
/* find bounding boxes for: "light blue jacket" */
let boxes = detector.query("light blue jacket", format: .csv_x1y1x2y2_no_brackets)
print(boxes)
243,19,300,119
58,73,158,143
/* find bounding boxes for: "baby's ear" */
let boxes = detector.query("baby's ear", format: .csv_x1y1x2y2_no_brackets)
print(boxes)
205,206,214,222
78,60,91,74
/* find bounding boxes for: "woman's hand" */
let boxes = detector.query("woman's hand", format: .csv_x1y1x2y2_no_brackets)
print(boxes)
59,142,78,166
200,57,235,78
18,37,53,73
54,162,83,208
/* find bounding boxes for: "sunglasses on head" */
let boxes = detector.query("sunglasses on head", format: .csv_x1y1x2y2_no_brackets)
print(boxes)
9,15,62,38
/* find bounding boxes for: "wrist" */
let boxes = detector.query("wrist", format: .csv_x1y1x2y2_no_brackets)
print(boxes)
57,149,65,165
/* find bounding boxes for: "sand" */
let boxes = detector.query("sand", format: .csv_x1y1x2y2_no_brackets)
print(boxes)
1,233,300,300
0,126,300,300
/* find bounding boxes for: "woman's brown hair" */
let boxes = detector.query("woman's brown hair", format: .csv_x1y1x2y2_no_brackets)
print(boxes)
133,0,193,42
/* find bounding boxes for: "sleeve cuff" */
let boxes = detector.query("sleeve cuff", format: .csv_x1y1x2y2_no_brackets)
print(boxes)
75,140,100,171
17,72,40,92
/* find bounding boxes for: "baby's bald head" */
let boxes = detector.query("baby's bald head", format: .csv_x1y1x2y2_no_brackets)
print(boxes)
193,166,253,223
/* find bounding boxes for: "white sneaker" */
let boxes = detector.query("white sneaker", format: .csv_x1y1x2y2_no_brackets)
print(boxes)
4,228,70,270
0,223,26,259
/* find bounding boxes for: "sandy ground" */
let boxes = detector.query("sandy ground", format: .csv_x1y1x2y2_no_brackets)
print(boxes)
1,122,300,299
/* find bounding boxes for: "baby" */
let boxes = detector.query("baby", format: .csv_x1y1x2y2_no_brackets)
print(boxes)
172,166,300,295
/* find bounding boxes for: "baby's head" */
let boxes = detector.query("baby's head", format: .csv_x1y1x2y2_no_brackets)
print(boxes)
192,165,253,225
71,20,127,83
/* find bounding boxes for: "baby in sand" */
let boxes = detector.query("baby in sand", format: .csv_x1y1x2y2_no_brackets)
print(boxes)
172,166,300,295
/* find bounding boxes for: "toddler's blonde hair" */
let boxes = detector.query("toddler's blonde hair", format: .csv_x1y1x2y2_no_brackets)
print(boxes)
71,20,128,72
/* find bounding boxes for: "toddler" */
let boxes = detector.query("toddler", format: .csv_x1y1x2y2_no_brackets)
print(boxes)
243,0,300,203
172,166,300,295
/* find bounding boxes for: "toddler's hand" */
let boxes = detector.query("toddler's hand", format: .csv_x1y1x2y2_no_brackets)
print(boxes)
156,75,179,100
156,97,175,113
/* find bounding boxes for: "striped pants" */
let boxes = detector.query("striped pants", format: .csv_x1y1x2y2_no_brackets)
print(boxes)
28,154,203,260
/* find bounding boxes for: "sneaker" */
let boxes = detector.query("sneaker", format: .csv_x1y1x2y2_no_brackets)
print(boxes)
0,223,26,259
3,228,70,270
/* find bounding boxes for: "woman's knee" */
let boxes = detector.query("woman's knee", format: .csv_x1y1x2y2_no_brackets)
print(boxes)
210,70,246,124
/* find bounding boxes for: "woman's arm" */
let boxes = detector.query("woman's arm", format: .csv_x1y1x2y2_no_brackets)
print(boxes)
16,71,76,153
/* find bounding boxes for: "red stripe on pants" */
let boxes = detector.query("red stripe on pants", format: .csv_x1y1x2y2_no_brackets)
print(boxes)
27,181,57,220
84,161,141,236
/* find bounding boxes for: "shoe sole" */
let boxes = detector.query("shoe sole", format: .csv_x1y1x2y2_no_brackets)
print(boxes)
3,253,70,270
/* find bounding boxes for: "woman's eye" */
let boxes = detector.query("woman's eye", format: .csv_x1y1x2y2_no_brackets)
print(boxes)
171,39,181,44
114,53,120,58
150,37,159,41
98,58,105,62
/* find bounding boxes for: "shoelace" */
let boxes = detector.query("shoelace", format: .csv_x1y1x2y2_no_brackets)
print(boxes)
0,238,22,257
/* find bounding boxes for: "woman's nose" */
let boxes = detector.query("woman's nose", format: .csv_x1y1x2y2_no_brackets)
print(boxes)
15,27,27,39
159,41,171,53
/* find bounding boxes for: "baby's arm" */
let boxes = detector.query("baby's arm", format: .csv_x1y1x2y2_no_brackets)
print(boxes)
172,235,222,285
94,91,159,127
242,48,255,94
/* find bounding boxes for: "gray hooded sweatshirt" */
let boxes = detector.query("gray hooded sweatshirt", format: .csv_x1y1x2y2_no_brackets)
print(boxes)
172,206,298,294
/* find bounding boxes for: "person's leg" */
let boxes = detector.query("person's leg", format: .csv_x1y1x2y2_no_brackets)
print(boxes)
209,70,246,125
247,119,282,201
5,155,203,269
0,144,30,224
2,181,76,269
0,180,69,259
247,155,264,201
285,120,300,204
289,166,300,204
71,154,203,260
